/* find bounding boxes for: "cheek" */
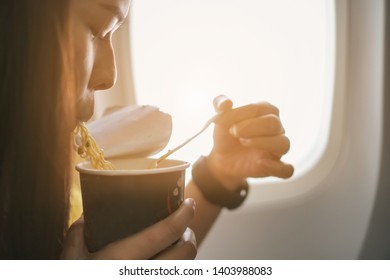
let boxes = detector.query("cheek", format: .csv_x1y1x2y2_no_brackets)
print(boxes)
73,30,95,97
72,29,96,121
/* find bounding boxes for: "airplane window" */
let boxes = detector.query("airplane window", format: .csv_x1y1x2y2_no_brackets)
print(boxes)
130,0,335,185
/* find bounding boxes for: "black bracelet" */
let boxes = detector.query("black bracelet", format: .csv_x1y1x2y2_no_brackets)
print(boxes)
191,156,249,209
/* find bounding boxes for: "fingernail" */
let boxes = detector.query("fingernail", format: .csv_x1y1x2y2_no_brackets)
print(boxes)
213,95,233,112
184,228,197,247
184,198,196,211
177,228,197,248
229,126,237,136
239,138,250,145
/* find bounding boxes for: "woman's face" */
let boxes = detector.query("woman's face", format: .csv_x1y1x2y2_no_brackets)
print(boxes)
70,0,131,122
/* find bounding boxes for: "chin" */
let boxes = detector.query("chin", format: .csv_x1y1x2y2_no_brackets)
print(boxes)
76,94,95,123
77,108,94,123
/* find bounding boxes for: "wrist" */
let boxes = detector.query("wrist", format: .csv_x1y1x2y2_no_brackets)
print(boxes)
191,156,248,210
206,154,244,192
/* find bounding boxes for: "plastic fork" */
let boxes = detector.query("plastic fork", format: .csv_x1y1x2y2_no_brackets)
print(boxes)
153,114,219,167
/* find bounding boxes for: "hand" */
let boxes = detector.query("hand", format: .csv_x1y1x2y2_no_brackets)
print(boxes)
60,198,197,260
207,95,294,191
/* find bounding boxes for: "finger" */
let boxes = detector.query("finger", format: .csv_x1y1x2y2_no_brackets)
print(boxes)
94,198,196,260
239,135,290,156
256,159,294,179
229,114,284,138
61,215,89,259
64,215,85,247
213,95,233,113
215,102,279,128
153,228,197,260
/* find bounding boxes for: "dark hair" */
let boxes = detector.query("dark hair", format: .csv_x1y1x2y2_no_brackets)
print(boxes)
0,0,75,259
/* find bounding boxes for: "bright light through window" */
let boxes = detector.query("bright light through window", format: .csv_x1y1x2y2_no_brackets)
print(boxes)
130,0,334,178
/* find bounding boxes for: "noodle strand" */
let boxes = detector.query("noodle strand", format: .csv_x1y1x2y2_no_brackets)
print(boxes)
74,122,115,170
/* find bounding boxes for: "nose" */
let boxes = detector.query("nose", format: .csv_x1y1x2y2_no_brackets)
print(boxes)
89,40,117,91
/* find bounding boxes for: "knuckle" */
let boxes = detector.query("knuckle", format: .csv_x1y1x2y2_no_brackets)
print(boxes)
279,136,291,154
67,219,84,236
284,137,291,152
266,115,282,134
166,219,185,239
258,101,279,115
269,104,280,115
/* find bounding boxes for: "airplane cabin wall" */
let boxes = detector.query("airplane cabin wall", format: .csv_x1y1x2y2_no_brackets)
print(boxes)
359,0,390,259
196,0,387,259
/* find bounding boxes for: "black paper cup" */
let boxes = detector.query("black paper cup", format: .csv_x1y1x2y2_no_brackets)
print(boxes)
76,157,190,253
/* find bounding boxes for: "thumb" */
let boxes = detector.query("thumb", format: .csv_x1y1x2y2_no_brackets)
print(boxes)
213,95,233,113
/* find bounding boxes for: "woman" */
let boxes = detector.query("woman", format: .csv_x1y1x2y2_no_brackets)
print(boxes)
0,0,293,259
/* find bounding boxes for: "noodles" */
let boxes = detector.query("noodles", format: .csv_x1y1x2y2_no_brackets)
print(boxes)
74,122,115,170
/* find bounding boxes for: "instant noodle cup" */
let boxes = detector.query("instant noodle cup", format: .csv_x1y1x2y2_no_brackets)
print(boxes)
76,157,190,253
